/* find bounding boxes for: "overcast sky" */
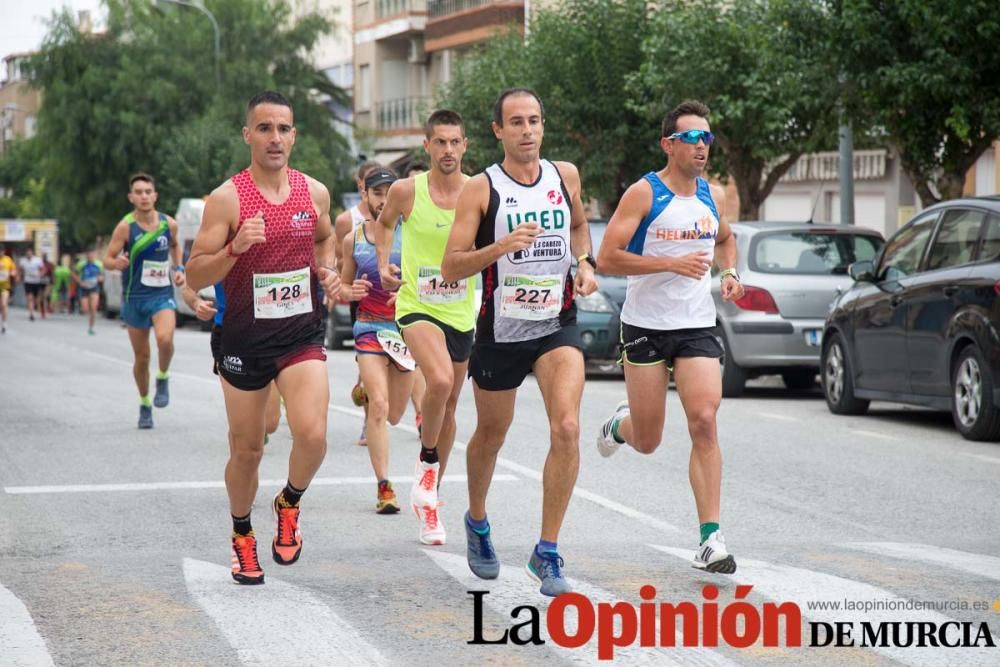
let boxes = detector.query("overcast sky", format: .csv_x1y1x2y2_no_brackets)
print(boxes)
1,1,103,58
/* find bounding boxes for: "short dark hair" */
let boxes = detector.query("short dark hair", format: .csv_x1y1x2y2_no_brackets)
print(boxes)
247,90,293,118
662,100,711,138
129,172,155,190
492,88,545,127
356,160,381,181
424,109,465,138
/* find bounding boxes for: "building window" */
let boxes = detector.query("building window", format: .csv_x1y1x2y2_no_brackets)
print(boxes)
358,64,371,111
24,115,36,139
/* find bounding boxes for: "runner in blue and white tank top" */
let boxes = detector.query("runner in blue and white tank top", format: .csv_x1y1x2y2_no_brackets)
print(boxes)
103,173,186,429
441,88,599,597
594,101,745,575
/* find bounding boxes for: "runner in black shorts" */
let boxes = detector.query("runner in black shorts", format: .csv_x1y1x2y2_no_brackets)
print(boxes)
186,91,341,585
441,88,598,595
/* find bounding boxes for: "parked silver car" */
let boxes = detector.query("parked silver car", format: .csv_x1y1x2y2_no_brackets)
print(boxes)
713,222,884,397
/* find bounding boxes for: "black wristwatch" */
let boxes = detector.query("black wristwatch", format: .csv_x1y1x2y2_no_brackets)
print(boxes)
577,253,597,270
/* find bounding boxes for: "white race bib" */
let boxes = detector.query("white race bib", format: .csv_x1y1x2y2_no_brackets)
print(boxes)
376,329,415,370
0,270,8,282
253,267,313,319
140,260,170,287
417,266,467,304
499,273,564,321
80,277,98,289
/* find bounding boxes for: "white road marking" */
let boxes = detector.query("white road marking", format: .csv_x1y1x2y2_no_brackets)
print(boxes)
651,545,998,667
183,558,385,666
3,474,517,495
423,549,741,666
850,429,897,441
960,453,1000,466
759,412,797,422
843,542,1000,582
0,582,55,667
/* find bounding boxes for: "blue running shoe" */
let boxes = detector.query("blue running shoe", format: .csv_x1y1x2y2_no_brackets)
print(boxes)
153,377,169,408
138,405,154,429
526,548,571,597
465,512,499,579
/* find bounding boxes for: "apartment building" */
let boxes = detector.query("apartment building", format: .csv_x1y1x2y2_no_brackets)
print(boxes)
762,143,1000,237
352,0,526,169
0,53,42,158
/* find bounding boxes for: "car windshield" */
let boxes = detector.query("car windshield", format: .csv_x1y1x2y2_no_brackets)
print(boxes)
750,231,883,275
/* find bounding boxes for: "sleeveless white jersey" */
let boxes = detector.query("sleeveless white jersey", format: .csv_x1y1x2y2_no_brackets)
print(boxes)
350,204,367,228
476,160,576,343
620,174,720,331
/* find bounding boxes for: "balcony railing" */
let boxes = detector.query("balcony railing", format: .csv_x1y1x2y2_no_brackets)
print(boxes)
428,0,504,19
377,96,429,131
778,149,888,183
377,0,421,18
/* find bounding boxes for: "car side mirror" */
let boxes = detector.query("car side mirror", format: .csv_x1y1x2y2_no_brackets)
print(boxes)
848,260,875,282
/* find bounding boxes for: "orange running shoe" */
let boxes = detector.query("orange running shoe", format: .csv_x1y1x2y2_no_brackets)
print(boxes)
230,532,265,585
376,481,400,514
271,492,303,565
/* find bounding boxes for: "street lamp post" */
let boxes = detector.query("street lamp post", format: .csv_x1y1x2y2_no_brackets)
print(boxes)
154,0,221,91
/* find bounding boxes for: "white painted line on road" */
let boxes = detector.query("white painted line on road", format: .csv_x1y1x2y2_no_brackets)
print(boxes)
759,412,797,422
3,474,518,495
331,403,684,535
850,429,897,441
960,453,1000,466
183,558,384,666
0,582,55,667
843,542,1000,583
650,545,998,667
423,549,740,666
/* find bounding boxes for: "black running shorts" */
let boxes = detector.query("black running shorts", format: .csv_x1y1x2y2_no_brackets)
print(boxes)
469,325,582,391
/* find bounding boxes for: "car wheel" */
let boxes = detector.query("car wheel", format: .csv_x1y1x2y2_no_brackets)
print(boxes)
951,345,1000,441
781,369,817,390
717,327,746,398
822,333,869,415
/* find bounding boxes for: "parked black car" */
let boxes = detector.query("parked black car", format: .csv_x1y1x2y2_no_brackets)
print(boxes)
821,196,1000,441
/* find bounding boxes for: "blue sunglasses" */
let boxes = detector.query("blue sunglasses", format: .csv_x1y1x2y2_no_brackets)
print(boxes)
668,129,715,145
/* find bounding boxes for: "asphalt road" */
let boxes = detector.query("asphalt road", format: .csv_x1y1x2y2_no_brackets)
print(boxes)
1,308,998,666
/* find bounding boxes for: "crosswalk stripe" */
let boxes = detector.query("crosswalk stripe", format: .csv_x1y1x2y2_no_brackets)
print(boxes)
182,558,385,666
423,549,742,666
0,581,55,667
843,542,1000,582
4,474,518,495
650,545,998,667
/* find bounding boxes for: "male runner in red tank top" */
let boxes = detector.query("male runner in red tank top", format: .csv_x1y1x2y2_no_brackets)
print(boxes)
187,91,341,585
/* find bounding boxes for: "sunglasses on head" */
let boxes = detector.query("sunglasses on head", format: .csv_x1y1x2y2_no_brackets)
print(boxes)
668,129,714,145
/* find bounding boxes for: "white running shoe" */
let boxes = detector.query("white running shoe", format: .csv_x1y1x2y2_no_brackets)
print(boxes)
596,400,630,458
692,530,737,574
411,459,445,544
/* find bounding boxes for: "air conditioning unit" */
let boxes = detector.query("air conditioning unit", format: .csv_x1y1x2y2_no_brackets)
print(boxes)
408,38,426,64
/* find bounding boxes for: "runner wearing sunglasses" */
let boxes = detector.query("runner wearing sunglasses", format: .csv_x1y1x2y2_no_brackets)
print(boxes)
595,100,745,574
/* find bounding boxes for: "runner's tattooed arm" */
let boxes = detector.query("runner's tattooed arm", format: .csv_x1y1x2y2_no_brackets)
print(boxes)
374,178,414,291
441,175,541,282
710,184,743,301
553,161,598,297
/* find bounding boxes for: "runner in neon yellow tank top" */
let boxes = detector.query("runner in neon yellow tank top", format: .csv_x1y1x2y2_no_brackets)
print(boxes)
375,109,474,546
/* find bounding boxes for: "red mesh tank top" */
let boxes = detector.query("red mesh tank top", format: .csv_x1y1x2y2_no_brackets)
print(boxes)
221,168,321,356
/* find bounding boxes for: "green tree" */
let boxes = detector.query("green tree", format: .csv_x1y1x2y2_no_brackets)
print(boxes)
439,0,659,210
27,0,351,245
0,138,53,219
840,0,1000,205
637,0,840,220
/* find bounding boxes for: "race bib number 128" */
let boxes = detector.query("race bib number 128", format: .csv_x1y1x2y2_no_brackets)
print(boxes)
253,268,313,319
